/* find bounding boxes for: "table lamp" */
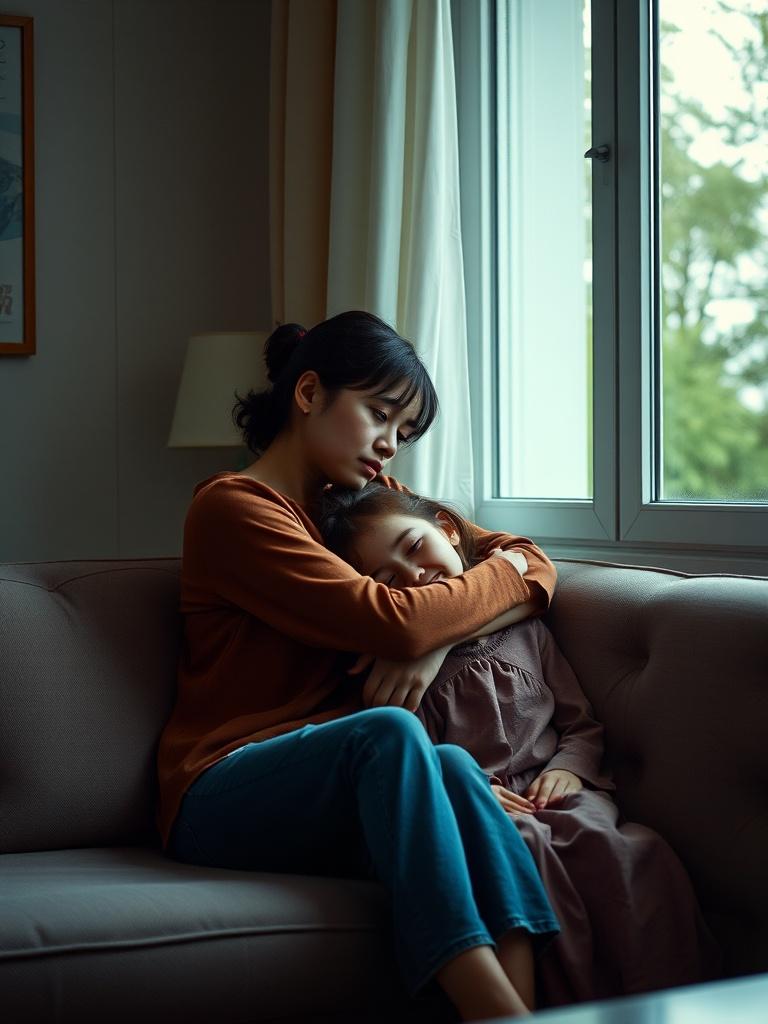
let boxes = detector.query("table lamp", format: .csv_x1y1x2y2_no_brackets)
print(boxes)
168,331,269,449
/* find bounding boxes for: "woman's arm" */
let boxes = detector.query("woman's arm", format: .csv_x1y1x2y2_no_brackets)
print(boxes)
461,598,541,641
185,476,529,662
350,598,539,712
379,475,557,612
467,525,556,612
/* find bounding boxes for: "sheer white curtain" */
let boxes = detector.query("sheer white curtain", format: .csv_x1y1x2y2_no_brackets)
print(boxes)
271,0,475,513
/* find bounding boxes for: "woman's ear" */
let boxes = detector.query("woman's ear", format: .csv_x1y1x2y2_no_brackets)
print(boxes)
435,510,461,546
295,371,322,415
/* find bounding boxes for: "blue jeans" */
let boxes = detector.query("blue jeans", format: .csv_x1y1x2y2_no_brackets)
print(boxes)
169,707,559,996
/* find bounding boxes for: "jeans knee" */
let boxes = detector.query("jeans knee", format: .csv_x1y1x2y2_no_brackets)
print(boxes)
358,705,427,737
435,743,484,782
350,707,433,758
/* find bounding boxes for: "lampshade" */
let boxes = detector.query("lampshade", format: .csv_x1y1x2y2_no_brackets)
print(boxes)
168,331,269,447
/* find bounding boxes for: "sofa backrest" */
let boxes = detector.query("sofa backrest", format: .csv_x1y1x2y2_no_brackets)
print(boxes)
546,559,768,975
0,559,181,854
2,555,766,972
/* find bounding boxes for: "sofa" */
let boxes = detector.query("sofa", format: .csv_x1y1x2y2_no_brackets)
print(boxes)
1,556,766,1023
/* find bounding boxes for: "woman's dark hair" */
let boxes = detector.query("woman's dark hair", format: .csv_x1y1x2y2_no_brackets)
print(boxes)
314,483,478,573
233,310,438,455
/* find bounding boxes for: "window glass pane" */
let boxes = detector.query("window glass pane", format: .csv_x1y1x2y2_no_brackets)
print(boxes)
658,0,768,502
495,0,593,500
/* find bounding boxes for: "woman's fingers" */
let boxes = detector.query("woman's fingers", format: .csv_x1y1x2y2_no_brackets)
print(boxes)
348,652,374,675
401,685,423,713
362,668,389,706
386,682,417,710
367,680,393,707
367,674,408,708
366,672,427,711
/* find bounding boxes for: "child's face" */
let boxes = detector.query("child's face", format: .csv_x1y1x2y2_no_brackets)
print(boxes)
352,512,465,588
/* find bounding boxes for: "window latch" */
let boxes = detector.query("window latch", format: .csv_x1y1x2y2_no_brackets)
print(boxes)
584,144,610,163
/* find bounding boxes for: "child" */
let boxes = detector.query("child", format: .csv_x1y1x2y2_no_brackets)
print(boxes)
316,482,719,1007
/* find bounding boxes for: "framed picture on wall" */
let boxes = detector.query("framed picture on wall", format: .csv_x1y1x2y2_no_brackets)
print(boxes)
0,14,34,356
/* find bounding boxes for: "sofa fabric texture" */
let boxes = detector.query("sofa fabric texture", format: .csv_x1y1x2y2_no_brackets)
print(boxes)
0,556,766,1022
550,562,767,970
0,847,403,1024
0,561,181,853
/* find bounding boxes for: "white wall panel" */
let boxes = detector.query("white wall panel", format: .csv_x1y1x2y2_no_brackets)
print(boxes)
0,0,271,561
114,0,270,557
0,1,117,560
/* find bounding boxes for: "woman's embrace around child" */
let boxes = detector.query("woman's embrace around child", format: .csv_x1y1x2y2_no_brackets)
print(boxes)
316,482,720,1006
158,311,717,1022
158,312,563,1022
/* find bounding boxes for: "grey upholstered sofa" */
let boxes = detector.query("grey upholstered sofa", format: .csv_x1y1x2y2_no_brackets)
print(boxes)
1,557,766,1023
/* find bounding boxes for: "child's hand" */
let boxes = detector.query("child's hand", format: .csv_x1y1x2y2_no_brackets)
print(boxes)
491,784,536,816
524,769,583,809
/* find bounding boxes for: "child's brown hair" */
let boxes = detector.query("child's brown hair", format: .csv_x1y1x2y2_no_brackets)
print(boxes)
315,483,478,573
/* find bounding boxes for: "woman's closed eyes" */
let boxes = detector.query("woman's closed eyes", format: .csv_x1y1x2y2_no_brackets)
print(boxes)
370,407,410,445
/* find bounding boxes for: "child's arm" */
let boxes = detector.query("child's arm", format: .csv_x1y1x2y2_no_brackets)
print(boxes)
523,621,615,807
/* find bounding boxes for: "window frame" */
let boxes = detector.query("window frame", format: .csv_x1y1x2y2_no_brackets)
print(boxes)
453,0,768,576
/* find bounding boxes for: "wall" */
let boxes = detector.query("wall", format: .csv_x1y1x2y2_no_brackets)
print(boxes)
0,0,271,560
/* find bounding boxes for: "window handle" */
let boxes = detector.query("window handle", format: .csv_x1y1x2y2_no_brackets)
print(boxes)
584,144,610,163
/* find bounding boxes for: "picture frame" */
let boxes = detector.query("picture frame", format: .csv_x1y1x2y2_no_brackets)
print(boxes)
0,14,34,356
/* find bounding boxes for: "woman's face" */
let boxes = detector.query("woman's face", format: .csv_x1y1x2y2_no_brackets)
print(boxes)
351,512,465,587
304,382,422,489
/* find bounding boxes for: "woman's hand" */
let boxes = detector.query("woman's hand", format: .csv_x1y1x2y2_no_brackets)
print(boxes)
491,784,537,816
524,769,583,809
490,547,529,577
347,645,452,713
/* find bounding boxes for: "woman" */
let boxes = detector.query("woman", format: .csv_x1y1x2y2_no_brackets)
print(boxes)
156,310,560,1021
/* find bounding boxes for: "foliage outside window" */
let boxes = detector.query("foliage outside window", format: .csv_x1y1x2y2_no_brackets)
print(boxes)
455,0,768,571
658,0,768,502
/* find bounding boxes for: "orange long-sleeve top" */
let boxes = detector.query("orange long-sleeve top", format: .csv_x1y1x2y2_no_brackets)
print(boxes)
155,472,557,848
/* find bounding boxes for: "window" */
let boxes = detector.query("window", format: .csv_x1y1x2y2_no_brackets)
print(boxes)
453,0,768,573
495,1,593,501
657,0,768,504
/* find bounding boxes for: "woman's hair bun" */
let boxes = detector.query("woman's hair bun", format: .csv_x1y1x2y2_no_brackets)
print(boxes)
265,322,307,383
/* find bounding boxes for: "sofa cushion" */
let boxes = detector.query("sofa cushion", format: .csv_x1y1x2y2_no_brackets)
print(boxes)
546,560,768,975
0,846,415,1024
0,560,181,853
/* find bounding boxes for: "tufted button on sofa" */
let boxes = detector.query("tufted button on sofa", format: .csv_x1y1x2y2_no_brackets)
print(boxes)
1,557,766,1022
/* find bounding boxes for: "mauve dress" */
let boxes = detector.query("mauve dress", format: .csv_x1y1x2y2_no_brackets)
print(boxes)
415,617,720,1007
